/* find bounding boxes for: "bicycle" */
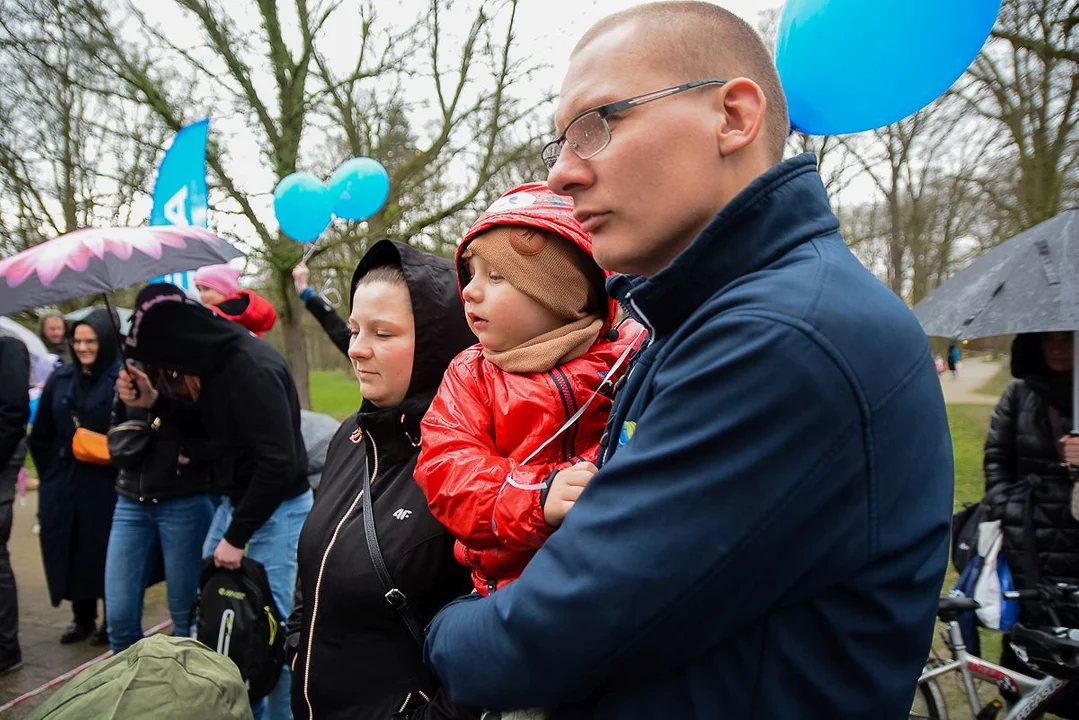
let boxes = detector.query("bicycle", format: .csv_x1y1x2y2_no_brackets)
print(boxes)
911,584,1079,719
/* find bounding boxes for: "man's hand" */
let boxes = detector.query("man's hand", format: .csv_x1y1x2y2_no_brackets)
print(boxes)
1064,435,1079,467
213,538,244,570
116,366,158,409
543,462,598,527
292,263,310,294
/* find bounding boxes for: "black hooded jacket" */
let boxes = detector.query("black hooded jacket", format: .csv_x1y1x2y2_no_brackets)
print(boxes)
288,240,478,720
985,333,1078,621
0,336,29,467
125,285,308,548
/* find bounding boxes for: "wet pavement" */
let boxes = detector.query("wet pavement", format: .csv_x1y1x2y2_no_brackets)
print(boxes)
0,490,169,719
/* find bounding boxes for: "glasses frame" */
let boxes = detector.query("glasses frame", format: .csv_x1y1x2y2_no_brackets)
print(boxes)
541,77,728,169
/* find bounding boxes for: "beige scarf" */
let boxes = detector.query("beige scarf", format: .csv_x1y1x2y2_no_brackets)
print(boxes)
483,316,604,373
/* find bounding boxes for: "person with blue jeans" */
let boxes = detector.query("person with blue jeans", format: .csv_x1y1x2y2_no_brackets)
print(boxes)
118,283,312,720
105,370,215,653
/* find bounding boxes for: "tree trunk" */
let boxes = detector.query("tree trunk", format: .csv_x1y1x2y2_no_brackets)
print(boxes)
278,268,311,408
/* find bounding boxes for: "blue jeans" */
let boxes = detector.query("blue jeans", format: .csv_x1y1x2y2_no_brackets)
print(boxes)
203,490,313,720
105,494,215,653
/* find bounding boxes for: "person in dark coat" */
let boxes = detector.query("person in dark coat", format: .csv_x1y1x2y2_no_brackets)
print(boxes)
986,331,1079,705
286,240,477,720
424,4,954,718
292,262,350,356
118,283,311,720
105,368,215,653
0,336,30,673
29,308,121,645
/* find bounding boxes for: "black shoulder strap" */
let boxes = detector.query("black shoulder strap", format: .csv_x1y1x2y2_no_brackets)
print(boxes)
362,456,426,648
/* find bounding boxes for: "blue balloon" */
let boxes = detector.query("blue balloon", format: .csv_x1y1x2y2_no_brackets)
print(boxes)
273,172,333,242
776,0,1001,135
328,158,390,221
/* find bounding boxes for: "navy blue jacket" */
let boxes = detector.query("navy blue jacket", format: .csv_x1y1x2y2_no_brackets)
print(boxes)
424,155,954,718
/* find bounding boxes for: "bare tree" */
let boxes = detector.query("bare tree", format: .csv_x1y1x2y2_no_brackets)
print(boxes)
959,0,1079,234
72,0,547,405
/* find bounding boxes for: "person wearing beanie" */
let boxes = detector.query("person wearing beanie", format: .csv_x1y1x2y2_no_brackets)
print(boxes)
193,264,241,306
415,182,643,598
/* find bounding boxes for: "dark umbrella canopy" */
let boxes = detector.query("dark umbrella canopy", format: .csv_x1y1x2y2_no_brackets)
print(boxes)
912,208,1079,340
0,226,243,315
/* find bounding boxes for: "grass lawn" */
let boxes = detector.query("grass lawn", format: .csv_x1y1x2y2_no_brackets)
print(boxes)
976,362,1013,398
309,370,362,421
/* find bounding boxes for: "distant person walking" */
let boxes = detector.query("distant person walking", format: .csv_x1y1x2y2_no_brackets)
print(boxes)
947,341,961,379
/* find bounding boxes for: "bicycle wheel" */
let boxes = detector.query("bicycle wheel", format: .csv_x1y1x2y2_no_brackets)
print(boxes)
909,677,949,720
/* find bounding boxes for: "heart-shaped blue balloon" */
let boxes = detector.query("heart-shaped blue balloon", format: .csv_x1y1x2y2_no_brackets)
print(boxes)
329,158,390,222
777,0,1001,135
273,172,333,243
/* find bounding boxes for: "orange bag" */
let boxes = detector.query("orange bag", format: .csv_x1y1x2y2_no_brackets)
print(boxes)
72,425,111,466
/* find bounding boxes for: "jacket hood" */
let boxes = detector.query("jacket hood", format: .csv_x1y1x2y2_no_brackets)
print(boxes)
455,182,617,330
1011,332,1072,416
350,240,476,401
125,283,248,376
212,289,278,337
70,307,122,379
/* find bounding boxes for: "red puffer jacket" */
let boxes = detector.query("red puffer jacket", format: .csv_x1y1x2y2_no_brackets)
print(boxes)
416,182,644,594
210,289,277,337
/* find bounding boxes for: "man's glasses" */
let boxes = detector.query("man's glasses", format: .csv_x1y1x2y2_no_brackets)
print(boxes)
541,78,728,169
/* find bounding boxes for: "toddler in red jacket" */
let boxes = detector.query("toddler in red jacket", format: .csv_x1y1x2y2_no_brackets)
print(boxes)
416,183,641,596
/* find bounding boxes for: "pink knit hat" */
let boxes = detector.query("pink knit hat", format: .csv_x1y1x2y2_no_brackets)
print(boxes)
194,264,241,297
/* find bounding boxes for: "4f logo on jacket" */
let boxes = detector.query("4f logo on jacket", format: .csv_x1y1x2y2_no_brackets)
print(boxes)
392,508,413,520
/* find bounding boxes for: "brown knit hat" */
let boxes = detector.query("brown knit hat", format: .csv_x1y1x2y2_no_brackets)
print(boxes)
463,226,606,322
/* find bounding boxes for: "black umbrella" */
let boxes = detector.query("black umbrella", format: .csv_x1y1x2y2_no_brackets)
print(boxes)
912,207,1078,430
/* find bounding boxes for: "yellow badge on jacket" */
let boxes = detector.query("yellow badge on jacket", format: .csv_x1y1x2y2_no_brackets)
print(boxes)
618,421,637,446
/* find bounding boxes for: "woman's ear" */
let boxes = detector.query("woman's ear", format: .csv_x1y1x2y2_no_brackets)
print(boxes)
713,77,767,158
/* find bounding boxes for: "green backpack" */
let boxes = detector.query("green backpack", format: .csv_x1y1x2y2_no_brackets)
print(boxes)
29,635,253,720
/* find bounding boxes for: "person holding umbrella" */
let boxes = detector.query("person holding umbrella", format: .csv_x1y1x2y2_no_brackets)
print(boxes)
28,308,121,646
985,333,1079,685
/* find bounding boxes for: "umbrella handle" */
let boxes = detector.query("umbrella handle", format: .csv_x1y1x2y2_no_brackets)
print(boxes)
102,293,139,401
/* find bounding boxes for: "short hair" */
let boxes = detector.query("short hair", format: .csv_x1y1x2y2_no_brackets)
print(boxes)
573,2,789,163
356,263,407,290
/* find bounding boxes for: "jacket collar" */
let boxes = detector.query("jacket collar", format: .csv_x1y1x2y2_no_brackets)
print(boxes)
608,154,839,337
355,391,432,467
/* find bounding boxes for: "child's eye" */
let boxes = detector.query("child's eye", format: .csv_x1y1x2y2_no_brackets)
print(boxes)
489,272,503,282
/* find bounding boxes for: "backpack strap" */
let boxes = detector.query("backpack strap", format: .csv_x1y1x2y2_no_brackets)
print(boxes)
362,456,426,648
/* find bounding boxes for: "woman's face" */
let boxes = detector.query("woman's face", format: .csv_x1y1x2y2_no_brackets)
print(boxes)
1041,332,1074,373
347,281,415,408
72,324,99,370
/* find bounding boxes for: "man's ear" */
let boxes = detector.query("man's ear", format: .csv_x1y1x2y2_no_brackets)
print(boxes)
713,77,767,157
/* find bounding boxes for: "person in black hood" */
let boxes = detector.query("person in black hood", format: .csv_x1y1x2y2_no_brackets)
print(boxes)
287,240,477,720
986,331,1079,708
29,308,122,646
117,283,312,719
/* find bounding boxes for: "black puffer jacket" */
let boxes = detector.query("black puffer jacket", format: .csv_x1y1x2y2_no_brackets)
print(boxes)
985,334,1077,622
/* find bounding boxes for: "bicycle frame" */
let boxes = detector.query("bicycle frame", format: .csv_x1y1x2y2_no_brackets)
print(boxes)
923,619,1069,718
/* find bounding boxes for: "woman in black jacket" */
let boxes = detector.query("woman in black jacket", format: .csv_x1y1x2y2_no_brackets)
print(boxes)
287,240,476,720
29,308,121,645
104,368,215,653
985,332,1079,688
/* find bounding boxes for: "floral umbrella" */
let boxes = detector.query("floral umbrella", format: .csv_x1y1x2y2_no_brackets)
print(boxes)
0,225,243,315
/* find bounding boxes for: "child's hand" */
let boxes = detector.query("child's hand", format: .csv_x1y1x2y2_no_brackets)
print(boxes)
543,462,598,527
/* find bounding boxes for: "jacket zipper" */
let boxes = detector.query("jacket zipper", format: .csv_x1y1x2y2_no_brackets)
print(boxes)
302,429,380,719
553,367,579,460
548,369,576,461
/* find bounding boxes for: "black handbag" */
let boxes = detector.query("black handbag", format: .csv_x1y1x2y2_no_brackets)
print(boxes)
107,417,158,470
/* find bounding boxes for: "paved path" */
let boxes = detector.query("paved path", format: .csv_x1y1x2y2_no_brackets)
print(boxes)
939,355,1005,406
0,490,168,718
